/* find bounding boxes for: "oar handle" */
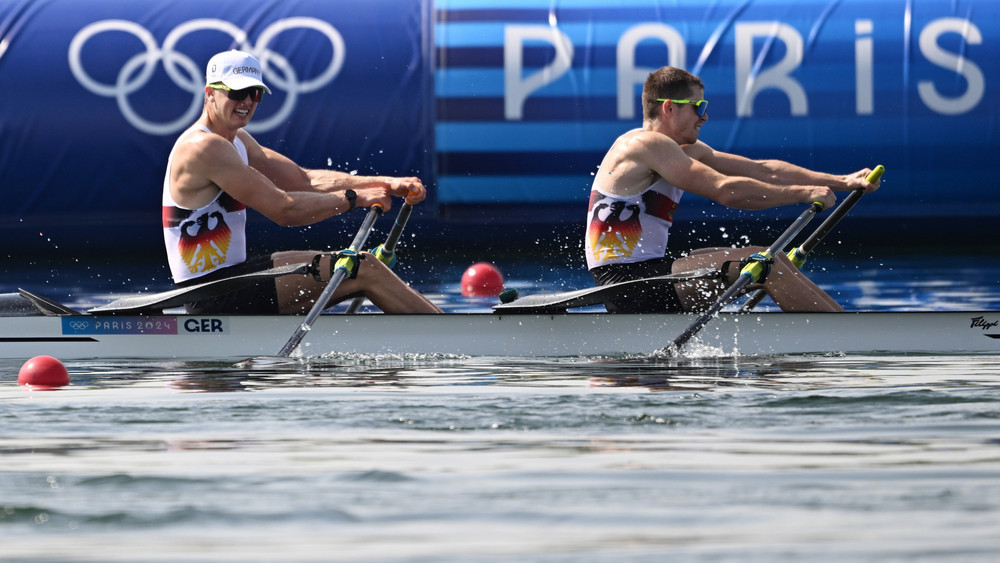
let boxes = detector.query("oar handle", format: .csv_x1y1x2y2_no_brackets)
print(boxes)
866,165,886,184
277,204,383,357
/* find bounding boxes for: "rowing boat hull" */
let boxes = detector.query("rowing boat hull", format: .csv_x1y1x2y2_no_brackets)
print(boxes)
2,311,998,360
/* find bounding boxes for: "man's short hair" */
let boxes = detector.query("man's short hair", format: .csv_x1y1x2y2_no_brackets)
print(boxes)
642,67,705,121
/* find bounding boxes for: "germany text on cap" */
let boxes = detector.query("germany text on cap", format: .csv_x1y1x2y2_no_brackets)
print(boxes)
205,50,271,93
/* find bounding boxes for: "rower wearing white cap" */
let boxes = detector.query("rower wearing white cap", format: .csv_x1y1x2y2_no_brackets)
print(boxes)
162,50,441,315
205,49,272,94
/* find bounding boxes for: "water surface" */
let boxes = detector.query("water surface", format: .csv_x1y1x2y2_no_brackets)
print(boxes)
2,254,999,561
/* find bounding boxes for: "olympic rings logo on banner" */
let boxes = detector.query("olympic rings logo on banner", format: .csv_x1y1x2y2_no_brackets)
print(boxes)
67,320,91,332
68,18,345,135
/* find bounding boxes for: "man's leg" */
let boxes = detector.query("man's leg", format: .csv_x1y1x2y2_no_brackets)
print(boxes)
762,252,843,312
671,247,843,312
271,251,442,314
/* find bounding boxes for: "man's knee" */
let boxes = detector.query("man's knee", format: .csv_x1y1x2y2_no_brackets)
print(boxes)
355,252,396,282
770,251,802,276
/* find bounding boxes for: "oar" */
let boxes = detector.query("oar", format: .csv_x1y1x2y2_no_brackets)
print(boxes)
276,204,383,357
739,164,884,312
661,201,826,355
343,200,415,314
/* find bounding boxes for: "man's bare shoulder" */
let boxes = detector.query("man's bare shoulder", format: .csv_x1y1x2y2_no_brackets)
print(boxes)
172,129,250,190
618,128,675,149
168,128,246,207
622,129,693,172
174,128,236,163
631,130,695,167
680,140,713,162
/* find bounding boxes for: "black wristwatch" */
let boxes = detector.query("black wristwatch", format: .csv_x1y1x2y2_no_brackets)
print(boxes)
344,189,357,211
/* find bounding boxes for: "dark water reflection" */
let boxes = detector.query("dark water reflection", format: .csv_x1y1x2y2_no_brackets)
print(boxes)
26,350,998,397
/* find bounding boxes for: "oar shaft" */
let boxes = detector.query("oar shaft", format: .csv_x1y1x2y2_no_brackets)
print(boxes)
795,166,883,258
739,191,863,312
667,202,823,353
796,189,864,255
344,202,414,314
277,205,383,357
749,203,824,271
740,165,883,312
669,273,754,351
381,203,414,255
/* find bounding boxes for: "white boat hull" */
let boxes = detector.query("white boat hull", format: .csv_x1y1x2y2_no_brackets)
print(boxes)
2,311,998,360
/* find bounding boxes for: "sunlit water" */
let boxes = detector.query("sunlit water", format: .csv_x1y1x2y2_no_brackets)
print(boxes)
2,254,999,561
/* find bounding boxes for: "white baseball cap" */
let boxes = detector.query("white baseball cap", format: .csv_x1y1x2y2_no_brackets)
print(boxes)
205,50,271,93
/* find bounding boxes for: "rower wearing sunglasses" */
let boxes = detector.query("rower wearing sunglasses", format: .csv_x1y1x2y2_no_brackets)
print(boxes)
586,66,881,314
162,50,441,315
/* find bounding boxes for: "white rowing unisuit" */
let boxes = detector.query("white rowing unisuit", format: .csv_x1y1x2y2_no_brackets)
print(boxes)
162,125,249,284
585,174,683,270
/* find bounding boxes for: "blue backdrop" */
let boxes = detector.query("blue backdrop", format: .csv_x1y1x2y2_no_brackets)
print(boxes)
1,0,996,258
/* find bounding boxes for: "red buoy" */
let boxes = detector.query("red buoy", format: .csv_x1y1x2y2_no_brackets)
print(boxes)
461,262,505,297
18,356,70,390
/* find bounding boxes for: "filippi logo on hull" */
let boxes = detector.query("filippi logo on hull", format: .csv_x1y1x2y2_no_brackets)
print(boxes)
68,18,345,135
970,316,1000,340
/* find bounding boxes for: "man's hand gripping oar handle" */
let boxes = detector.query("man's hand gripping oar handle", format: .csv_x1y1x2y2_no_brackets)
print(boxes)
740,165,884,312
660,201,826,355
789,165,884,267
344,187,420,314
276,203,384,357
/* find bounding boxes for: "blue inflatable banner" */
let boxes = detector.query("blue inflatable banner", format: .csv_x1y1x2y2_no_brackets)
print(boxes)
435,0,999,225
1,0,433,255
0,0,997,257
